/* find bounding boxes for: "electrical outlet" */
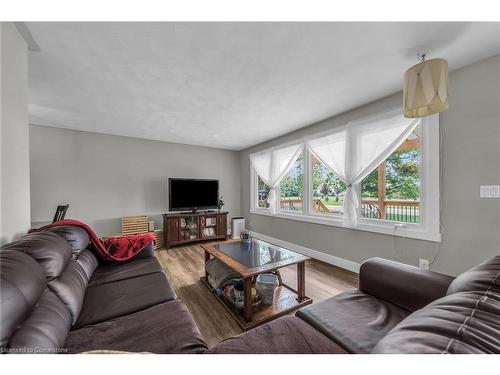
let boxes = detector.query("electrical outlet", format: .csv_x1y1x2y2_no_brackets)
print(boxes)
480,185,500,198
490,185,500,198
419,258,430,270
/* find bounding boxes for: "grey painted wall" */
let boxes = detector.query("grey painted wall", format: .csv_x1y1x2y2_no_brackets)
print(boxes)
30,126,242,236
240,54,500,276
0,23,31,245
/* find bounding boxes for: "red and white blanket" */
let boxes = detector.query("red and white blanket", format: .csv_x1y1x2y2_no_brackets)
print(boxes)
29,219,155,262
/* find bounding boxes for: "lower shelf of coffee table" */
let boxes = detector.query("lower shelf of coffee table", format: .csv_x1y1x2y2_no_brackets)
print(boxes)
200,276,312,331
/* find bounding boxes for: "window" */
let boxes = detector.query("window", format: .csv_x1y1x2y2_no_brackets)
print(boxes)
311,156,347,215
361,124,421,223
250,113,440,242
279,154,304,212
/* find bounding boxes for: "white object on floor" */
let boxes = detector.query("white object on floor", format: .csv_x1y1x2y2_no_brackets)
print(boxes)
231,217,246,240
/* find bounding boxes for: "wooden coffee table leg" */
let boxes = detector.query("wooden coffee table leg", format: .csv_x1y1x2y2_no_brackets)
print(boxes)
204,249,210,279
243,277,252,322
297,261,306,302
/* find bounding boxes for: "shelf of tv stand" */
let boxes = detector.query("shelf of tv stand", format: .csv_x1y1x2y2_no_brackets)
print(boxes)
162,211,228,249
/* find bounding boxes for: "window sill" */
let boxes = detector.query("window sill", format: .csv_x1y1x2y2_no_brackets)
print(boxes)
249,208,441,242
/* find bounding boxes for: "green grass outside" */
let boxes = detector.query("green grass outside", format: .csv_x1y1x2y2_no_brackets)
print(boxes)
320,196,344,206
281,196,344,206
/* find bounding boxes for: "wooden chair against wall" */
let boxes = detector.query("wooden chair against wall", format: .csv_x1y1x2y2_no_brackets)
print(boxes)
52,204,69,223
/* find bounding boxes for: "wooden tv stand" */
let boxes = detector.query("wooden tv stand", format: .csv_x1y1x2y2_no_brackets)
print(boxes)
162,211,228,249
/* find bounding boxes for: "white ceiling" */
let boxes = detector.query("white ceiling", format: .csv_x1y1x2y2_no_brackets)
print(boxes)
27,22,500,150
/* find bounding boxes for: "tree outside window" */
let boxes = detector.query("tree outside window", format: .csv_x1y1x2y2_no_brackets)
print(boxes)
312,156,347,215
257,176,270,208
279,154,303,212
361,127,421,222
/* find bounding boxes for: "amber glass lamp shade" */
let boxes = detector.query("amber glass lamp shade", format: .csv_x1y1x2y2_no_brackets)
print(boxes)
403,58,449,118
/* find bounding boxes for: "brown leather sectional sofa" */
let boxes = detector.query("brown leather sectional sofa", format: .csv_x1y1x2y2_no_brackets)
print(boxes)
0,226,207,354
210,255,499,353
1,225,499,354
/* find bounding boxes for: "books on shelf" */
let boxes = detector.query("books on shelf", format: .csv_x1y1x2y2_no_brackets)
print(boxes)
205,217,216,226
203,227,216,237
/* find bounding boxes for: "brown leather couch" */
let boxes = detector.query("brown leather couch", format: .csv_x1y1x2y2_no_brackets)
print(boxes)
208,256,500,354
0,226,208,354
2,225,499,354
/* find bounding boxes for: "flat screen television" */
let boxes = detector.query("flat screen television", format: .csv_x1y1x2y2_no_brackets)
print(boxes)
169,178,219,212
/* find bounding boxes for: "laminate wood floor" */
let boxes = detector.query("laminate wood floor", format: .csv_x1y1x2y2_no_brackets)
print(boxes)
155,244,358,348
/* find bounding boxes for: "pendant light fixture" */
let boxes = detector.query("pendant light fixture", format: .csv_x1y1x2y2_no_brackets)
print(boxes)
403,54,449,118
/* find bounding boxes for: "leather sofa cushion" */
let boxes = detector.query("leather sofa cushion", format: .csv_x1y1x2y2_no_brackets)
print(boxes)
0,250,47,348
207,315,347,354
373,290,500,353
43,226,90,258
8,290,72,354
296,290,410,353
48,260,89,325
88,256,163,287
2,232,72,278
73,271,176,329
447,255,500,295
66,300,207,354
76,249,99,280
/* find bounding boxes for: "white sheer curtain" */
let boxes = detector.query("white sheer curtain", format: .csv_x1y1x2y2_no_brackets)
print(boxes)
306,111,420,227
250,143,303,213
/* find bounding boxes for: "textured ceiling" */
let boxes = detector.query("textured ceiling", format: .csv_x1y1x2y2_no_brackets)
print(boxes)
27,22,500,150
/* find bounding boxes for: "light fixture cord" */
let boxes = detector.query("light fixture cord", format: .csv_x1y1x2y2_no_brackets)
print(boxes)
417,53,426,63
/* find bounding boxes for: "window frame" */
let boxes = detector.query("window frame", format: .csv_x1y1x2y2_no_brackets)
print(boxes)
250,114,440,242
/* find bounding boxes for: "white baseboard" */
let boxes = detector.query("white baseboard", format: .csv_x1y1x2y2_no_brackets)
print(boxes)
249,231,361,273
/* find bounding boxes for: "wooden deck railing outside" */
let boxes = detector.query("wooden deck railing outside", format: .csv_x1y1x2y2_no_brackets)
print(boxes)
279,198,420,223
361,199,420,223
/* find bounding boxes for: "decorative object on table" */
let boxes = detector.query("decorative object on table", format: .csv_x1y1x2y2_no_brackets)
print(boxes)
218,197,225,212
52,204,69,223
231,217,245,240
403,53,449,118
240,230,251,244
255,273,279,305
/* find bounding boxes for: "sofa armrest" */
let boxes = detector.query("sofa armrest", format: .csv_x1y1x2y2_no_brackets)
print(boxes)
359,257,454,312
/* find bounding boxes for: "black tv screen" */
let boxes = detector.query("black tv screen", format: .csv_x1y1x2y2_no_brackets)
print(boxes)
169,178,219,211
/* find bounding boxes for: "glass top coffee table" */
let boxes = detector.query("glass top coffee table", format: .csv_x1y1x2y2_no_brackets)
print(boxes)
200,237,312,331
